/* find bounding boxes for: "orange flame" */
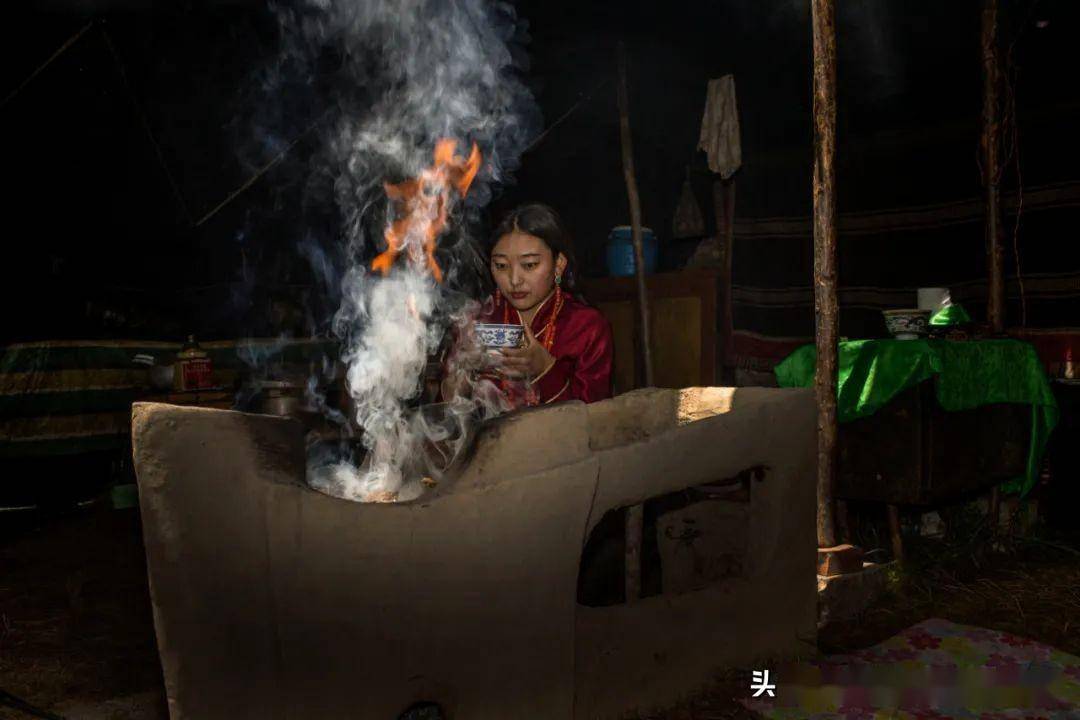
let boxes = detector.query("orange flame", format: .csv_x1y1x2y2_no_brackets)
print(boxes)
371,139,482,283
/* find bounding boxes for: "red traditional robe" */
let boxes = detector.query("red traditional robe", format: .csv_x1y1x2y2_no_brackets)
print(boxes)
479,288,614,406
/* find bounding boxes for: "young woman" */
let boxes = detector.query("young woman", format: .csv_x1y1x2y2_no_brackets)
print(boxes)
446,203,614,407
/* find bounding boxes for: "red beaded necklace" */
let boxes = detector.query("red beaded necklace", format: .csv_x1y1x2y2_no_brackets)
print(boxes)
496,285,564,407
500,285,564,352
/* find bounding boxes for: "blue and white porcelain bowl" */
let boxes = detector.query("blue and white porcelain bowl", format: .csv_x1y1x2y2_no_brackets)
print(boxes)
883,309,931,340
475,323,524,348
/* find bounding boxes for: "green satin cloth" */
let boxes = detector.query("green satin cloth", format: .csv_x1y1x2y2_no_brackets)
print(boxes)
930,304,972,326
774,339,1058,496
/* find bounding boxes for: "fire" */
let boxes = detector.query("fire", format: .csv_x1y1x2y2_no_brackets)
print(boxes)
371,138,482,282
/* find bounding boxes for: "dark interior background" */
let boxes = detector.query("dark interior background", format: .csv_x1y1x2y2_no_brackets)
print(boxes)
2,0,1078,343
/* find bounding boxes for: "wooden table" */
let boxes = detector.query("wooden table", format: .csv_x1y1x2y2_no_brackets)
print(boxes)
835,382,1029,558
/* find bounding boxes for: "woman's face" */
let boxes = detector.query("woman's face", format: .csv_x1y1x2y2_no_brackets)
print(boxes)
490,231,567,312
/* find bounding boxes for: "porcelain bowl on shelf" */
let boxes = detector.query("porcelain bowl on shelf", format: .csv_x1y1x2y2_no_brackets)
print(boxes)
883,309,931,340
475,323,524,348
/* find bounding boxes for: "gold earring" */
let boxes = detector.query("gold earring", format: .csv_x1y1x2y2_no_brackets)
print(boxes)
555,274,562,285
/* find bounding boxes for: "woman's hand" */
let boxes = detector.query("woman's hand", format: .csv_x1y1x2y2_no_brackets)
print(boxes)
498,322,555,380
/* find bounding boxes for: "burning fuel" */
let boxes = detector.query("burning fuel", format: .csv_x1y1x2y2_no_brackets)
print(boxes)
372,139,482,283
253,0,539,502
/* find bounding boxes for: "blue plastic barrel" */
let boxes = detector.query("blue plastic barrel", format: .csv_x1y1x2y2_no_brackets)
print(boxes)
605,226,658,277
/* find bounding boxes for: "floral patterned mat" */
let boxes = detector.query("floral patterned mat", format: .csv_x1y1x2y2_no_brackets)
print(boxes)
743,618,1080,719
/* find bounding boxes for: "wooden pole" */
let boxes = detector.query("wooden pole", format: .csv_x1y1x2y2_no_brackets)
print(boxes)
713,179,736,379
887,504,904,562
196,109,332,228
624,504,643,602
616,41,655,388
988,485,1002,533
981,0,1006,334
100,27,194,226
1,21,95,110
812,0,839,549
617,41,649,602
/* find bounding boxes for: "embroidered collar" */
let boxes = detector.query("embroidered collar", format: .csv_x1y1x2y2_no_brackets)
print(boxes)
515,287,557,332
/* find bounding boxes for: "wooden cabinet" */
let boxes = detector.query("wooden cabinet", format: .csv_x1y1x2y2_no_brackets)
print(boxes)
836,382,1030,505
580,269,719,394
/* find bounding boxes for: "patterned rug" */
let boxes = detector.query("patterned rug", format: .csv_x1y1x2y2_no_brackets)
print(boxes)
744,619,1080,719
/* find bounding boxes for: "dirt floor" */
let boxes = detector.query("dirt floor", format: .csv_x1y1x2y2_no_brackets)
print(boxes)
1,502,1078,720
0,505,166,720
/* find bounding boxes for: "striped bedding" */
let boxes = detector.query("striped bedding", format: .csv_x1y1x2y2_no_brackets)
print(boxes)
0,338,336,459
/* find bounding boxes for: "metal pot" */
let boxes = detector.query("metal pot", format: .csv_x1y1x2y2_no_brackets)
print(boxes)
250,380,308,417
249,380,352,442
149,364,175,391
260,393,305,417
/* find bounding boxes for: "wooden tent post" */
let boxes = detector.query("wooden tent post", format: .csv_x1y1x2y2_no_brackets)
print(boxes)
981,0,1006,334
812,0,839,549
624,505,643,602
887,504,904,561
616,41,655,389
616,41,651,603
713,179,736,380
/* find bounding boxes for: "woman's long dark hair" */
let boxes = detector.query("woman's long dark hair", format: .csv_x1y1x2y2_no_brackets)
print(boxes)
488,203,579,293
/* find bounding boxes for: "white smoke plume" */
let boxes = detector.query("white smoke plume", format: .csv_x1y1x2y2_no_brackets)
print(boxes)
259,0,539,501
